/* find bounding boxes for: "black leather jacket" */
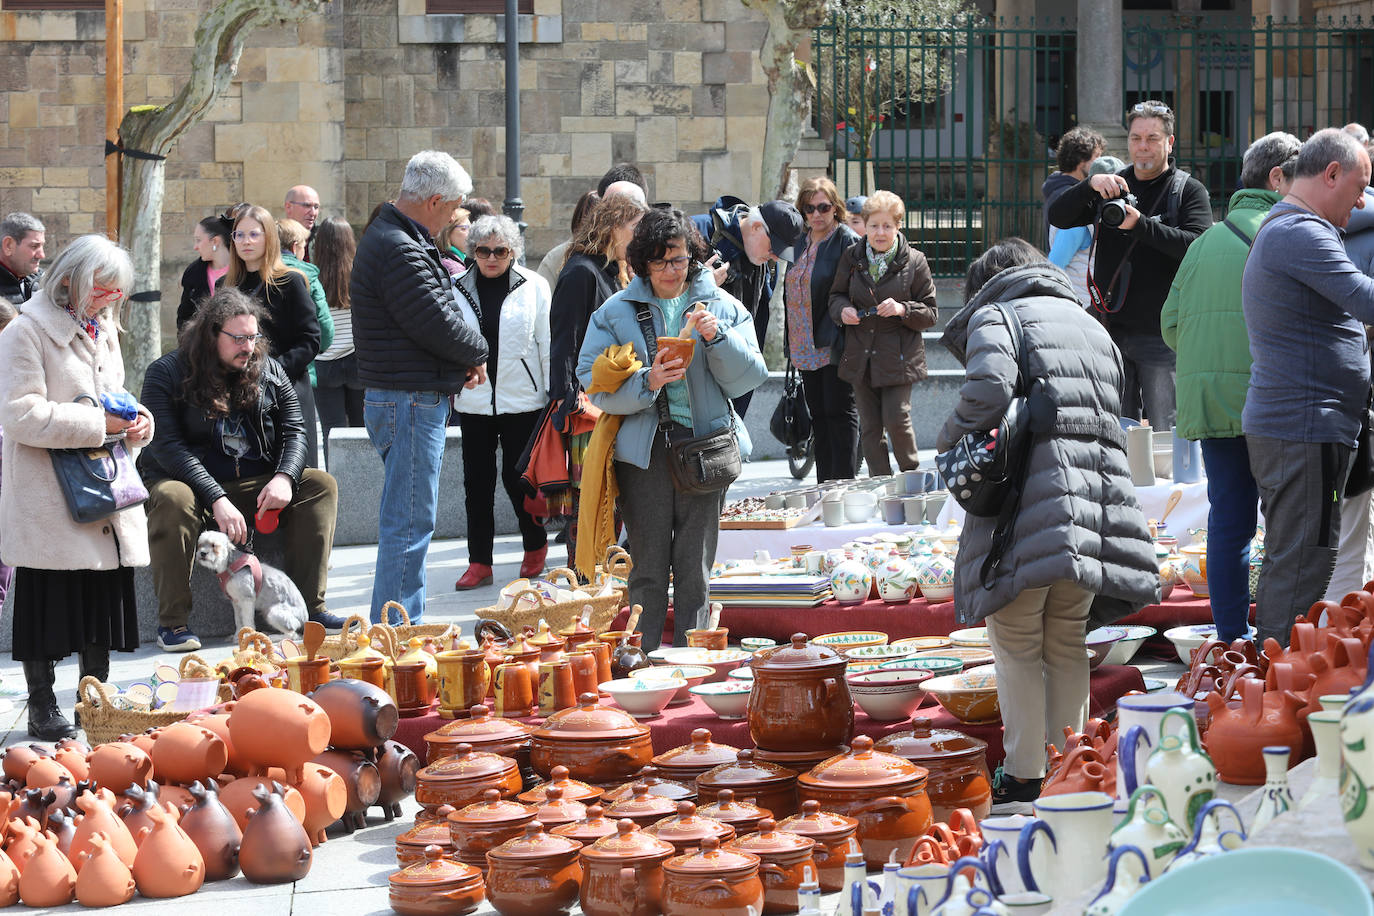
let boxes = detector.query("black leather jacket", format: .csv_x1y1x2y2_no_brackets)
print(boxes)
138,351,307,508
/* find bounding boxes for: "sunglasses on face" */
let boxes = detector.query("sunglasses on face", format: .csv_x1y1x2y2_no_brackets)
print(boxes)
219,330,265,345
474,246,511,259
802,202,833,215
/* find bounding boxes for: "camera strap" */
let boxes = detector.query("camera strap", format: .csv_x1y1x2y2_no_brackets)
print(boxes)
1084,168,1176,317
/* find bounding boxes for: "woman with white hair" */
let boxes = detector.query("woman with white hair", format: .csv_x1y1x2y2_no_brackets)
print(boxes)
0,235,155,740
451,214,552,588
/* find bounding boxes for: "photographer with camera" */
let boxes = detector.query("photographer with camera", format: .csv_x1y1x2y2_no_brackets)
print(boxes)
1047,100,1212,429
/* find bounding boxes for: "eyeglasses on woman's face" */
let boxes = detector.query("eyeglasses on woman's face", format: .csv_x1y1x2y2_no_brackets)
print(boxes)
232,230,264,243
474,246,511,260
802,202,833,215
647,256,691,273
219,330,265,345
91,285,123,302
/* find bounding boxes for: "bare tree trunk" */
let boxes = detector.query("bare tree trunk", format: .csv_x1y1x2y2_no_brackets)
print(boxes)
116,0,327,395
745,0,831,201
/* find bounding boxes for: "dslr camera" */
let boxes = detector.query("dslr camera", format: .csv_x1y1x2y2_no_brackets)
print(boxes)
1098,191,1139,229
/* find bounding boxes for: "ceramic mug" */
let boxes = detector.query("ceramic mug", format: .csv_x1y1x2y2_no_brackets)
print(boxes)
784,493,808,510
538,660,577,715
804,551,826,575
338,655,386,690
436,649,490,719
493,662,534,717
765,494,786,510
881,497,906,525
567,651,601,699
904,496,925,525
390,660,432,715
687,628,730,651
285,655,331,695
822,500,847,527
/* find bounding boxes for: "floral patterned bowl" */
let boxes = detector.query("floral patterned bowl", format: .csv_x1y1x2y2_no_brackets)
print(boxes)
948,627,990,648
917,646,995,669
633,665,714,705
877,656,964,678
690,681,752,720
892,635,952,654
845,669,934,721
1100,625,1156,666
599,677,685,719
919,669,1000,724
814,631,888,651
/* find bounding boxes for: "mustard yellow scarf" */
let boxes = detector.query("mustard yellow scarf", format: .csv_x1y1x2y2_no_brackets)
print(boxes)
574,343,642,580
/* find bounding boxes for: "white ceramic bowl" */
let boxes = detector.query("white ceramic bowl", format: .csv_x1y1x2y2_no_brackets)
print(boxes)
599,676,685,719
842,490,877,523
1084,627,1126,668
727,666,755,683
648,647,751,682
690,681,752,719
845,668,933,721
632,664,714,705
1164,624,1220,665
949,626,990,648
1100,625,1157,666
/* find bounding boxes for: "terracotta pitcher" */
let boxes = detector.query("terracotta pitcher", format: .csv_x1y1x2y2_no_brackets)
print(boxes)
239,781,313,884
1203,676,1305,784
131,801,205,898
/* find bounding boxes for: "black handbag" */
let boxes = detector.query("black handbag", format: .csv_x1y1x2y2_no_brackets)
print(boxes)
50,437,149,524
634,305,742,495
769,361,811,449
1348,388,1374,498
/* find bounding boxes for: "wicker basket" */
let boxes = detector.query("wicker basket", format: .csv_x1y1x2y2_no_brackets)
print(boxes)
319,613,372,661
476,564,629,636
380,600,458,645
75,654,228,746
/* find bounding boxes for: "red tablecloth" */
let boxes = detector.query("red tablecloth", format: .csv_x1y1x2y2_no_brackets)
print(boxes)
392,665,1145,770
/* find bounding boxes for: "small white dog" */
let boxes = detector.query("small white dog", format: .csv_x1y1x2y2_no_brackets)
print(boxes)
195,530,308,636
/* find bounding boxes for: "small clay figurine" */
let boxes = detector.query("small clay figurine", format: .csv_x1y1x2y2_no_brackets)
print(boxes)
74,832,137,907
239,781,313,884
179,780,242,881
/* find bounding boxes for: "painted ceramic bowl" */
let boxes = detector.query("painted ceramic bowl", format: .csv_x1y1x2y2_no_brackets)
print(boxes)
1164,624,1220,665
919,670,1000,725
1101,625,1156,666
842,644,917,664
598,677,684,719
740,637,777,654
633,665,714,705
845,669,934,722
948,627,990,648
891,636,952,654
1084,627,1126,667
877,656,964,679
813,631,887,651
690,682,752,720
648,647,751,683
916,646,995,669
727,666,755,683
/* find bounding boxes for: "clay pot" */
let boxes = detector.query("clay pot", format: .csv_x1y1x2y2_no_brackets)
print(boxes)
87,742,153,795
748,634,854,753
776,800,858,892
218,775,307,831
753,745,849,774
184,711,248,776
285,654,332,695
1204,676,1307,784
651,728,743,784
696,750,799,819
694,789,772,836
71,788,138,871
446,789,537,867
74,832,137,907
425,705,535,775
517,765,603,806
568,651,602,699
396,807,458,867
661,836,764,916
392,660,435,718
724,817,818,914
131,801,206,898
372,739,422,821
389,845,486,916
313,748,381,833
23,756,72,789
528,786,588,832
875,716,993,821
605,782,679,828
308,678,399,751
17,828,76,907
228,687,333,785
294,762,348,846
578,819,676,916
550,804,620,845
644,800,736,855
796,736,933,868
416,744,523,821
599,770,696,805
149,722,229,787
530,693,654,785
436,649,491,719
485,821,584,916
0,846,15,907
178,780,242,881
239,781,313,884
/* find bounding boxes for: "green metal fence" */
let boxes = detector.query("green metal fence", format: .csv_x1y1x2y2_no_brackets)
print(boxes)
813,13,1374,277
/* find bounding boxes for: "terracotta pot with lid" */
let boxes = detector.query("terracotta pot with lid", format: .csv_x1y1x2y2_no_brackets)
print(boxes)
528,786,588,832
605,782,679,828
395,805,458,867
601,768,696,805
530,693,653,785
776,800,858,892
661,836,765,916
753,745,850,774
644,800,737,854
578,819,676,916
550,804,618,845
446,789,537,867
696,749,798,818
388,845,486,916
652,729,744,784
724,818,818,914
425,704,535,776
695,788,772,835
415,743,522,821
797,735,933,868
748,634,854,753
517,765,602,806
485,821,584,916
875,715,992,821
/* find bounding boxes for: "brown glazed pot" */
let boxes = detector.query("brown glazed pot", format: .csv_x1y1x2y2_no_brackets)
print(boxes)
797,736,933,868
604,782,679,828
396,805,458,867
446,789,538,868
312,748,382,833
644,801,736,855
530,694,654,785
748,634,854,754
485,821,584,916
875,716,993,822
661,836,764,916
415,744,522,821
694,789,772,836
436,649,492,719
599,770,696,805
696,750,799,819
392,659,435,718
425,705,536,780
651,728,742,784
724,818,818,915
238,781,313,884
578,819,676,916
776,800,858,892
527,786,588,832
178,779,242,881
308,678,400,751
550,804,620,845
389,845,487,916
754,745,851,775
517,765,603,806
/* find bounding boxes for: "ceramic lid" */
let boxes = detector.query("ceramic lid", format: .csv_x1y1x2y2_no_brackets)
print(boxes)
528,622,564,649
533,694,649,741
752,633,845,672
416,744,517,784
799,736,928,790
447,789,535,826
550,804,619,844
606,783,677,820
698,749,798,790
874,716,988,762
651,728,739,772
724,818,813,855
664,836,760,874
487,820,582,861
696,789,771,823
396,807,457,848
531,786,587,824
580,818,676,862
389,845,485,888
429,705,535,739
777,800,858,841
600,772,695,803
645,801,735,845
517,765,603,804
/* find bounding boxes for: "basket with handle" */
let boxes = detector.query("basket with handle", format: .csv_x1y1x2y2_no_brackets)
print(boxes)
381,600,456,644
74,654,228,746
476,564,627,636
319,613,372,661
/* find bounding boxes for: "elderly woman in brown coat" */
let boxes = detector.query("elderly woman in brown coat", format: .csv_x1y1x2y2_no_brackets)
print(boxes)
828,190,937,475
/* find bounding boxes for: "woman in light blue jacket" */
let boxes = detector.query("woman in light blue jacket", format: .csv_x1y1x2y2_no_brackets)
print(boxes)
577,208,768,650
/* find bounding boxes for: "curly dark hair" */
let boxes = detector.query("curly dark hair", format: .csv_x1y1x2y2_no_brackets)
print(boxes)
178,287,270,416
1055,126,1106,174
624,207,710,281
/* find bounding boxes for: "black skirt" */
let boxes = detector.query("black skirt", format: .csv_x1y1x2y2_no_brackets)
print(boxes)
11,567,139,662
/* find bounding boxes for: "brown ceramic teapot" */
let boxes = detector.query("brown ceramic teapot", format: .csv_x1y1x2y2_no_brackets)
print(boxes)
748,634,854,753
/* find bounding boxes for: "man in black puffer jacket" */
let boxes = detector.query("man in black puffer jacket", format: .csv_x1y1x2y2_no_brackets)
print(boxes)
350,150,489,626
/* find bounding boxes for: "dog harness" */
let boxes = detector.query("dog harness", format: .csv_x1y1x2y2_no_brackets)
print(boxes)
217,552,264,594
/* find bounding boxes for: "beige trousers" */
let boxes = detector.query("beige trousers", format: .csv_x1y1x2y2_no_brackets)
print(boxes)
985,579,1094,779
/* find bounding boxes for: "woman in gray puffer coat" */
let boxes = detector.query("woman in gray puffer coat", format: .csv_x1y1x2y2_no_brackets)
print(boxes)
937,239,1159,812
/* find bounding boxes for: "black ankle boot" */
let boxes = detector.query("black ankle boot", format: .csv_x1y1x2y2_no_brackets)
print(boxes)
78,645,110,684
22,660,78,741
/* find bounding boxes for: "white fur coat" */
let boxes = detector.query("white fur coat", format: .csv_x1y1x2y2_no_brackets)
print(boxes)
0,289,153,570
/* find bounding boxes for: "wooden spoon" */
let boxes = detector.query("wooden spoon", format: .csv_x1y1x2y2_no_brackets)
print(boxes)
1158,488,1184,527
303,621,326,661
626,604,643,634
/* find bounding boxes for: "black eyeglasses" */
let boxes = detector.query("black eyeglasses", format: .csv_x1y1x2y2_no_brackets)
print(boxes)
474,246,511,259
802,202,833,215
219,330,265,345
1130,101,1172,116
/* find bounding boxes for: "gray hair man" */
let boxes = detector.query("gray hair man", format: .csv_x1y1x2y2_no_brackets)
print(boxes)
0,212,46,313
1242,127,1374,648
283,185,321,260
350,150,489,626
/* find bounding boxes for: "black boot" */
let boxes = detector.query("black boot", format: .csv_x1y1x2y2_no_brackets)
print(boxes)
75,646,110,730
22,660,78,741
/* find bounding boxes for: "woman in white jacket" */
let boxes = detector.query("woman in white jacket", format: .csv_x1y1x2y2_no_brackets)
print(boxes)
451,215,552,588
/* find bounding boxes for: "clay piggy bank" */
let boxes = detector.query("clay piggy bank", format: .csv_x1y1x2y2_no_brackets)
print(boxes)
227,688,333,785
239,781,313,884
74,832,137,907
132,801,205,898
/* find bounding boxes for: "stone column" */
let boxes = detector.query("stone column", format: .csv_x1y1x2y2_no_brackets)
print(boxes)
1077,0,1128,157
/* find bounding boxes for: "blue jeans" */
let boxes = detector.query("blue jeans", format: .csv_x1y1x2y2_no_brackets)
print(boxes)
1114,331,1177,431
364,389,450,625
1200,437,1259,641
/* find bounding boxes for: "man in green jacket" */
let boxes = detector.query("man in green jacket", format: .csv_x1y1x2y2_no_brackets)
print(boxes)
1161,130,1301,642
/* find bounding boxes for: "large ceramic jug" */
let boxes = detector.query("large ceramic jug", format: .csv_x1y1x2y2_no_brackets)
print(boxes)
1204,677,1305,784
1015,791,1115,904
1115,692,1194,800
1142,708,1215,827
1340,637,1374,866
749,634,854,754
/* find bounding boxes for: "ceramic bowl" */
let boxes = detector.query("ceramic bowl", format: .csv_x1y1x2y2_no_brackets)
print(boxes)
842,491,877,523
814,631,888,651
877,656,964,679
917,646,995,669
919,669,1000,725
740,637,777,653
648,647,752,682
841,644,916,664
1100,625,1157,666
1085,648,1102,670
1142,677,1169,693
1164,624,1221,665
632,665,714,705
690,682,752,720
845,669,933,721
599,677,685,719
948,627,990,648
1084,627,1125,668
891,635,952,654
726,666,755,683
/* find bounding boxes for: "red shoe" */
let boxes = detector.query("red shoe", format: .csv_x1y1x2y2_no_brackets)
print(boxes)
519,546,548,579
454,563,494,590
